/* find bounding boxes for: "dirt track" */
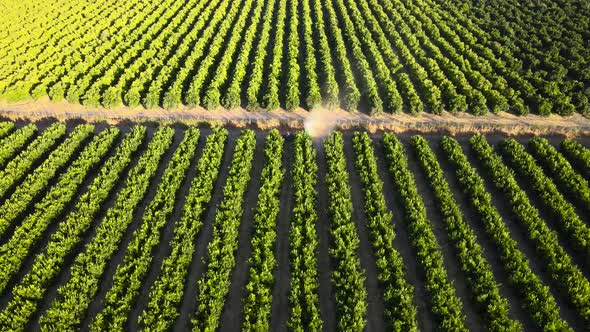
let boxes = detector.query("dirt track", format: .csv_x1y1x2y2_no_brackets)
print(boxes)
1,99,590,137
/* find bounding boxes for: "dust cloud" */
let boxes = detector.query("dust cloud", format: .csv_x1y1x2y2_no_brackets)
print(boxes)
303,108,339,138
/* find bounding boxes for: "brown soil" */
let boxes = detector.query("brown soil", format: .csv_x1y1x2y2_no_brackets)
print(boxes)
126,129,207,330
2,98,590,137
172,130,239,331
313,139,337,331
462,140,586,331
218,132,266,331
269,136,294,332
341,134,386,332
80,127,184,329
3,123,589,331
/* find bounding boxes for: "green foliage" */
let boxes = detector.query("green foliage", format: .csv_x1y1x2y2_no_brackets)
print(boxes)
242,130,285,331
498,138,590,260
470,134,590,325
0,122,14,139
140,128,227,331
0,123,37,169
185,0,256,108
1,0,587,114
287,132,323,331
191,130,256,331
1,118,590,330
411,135,519,331
352,132,417,330
0,127,119,293
440,136,570,330
382,133,467,331
262,0,288,110
40,127,174,330
91,128,200,331
0,124,93,237
528,137,590,211
324,132,367,331
560,139,590,181
0,126,146,331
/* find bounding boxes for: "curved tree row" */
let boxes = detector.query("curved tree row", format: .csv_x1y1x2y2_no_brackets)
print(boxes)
440,136,570,330
139,128,227,330
390,0,510,114
352,132,417,330
0,126,146,331
38,0,151,101
364,0,466,114
382,133,467,331
91,128,200,331
0,124,93,237
242,129,285,330
40,127,174,331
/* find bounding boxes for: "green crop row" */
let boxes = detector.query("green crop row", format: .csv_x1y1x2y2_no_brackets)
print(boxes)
139,128,227,331
470,135,590,325
91,128,200,331
40,127,174,330
191,129,256,331
0,126,146,331
324,132,367,331
287,132,322,331
242,129,285,331
382,133,467,331
352,132,417,330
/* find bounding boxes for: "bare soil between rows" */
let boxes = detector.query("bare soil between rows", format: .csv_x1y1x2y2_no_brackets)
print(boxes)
1,123,588,331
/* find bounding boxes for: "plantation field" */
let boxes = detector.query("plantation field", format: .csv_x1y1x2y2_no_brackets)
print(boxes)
0,0,589,115
0,120,589,331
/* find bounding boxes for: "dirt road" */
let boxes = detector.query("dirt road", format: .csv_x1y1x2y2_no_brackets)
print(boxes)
1,99,590,137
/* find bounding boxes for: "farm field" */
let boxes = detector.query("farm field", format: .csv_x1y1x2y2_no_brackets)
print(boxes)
0,120,589,331
0,0,589,116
